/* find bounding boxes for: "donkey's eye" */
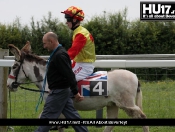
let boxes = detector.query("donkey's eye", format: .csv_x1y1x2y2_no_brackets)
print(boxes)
12,63,19,69
12,66,17,69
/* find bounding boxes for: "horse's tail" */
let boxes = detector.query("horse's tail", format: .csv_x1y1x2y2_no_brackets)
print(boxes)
136,81,143,110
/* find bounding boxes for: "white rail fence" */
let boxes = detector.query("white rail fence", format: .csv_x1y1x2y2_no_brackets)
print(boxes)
2,54,175,68
1,53,175,131
4,54,175,60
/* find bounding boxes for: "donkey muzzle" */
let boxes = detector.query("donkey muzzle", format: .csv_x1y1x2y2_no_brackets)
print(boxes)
11,82,19,89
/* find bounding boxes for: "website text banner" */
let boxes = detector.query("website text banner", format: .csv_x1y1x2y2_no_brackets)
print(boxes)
0,119,175,126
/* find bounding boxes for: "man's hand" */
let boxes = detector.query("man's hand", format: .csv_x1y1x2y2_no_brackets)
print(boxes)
74,92,84,102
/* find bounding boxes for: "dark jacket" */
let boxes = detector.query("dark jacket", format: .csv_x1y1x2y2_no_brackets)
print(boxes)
47,46,78,95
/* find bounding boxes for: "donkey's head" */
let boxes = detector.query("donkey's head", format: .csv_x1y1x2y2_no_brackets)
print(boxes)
7,41,33,91
7,41,46,91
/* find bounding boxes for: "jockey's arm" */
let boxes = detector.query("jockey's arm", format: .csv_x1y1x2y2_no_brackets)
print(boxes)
68,33,87,60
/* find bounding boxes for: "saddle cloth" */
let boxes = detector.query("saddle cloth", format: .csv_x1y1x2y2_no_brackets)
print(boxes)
77,71,108,96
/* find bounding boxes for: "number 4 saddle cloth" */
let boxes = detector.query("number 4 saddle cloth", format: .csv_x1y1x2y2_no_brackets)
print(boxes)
77,71,108,96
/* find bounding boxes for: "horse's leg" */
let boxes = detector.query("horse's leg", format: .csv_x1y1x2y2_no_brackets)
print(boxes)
135,84,149,132
122,105,149,132
120,88,149,132
103,105,119,132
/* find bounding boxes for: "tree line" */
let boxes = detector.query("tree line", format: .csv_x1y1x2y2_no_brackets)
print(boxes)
1,9,175,80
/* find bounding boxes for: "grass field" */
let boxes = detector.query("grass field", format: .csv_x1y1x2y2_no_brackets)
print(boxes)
6,80,175,132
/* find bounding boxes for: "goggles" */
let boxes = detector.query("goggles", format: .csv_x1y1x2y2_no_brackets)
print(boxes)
66,18,72,22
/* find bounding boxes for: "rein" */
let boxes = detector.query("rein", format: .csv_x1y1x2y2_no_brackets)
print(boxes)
19,85,49,93
36,44,62,112
9,57,47,93
9,74,48,93
9,45,62,112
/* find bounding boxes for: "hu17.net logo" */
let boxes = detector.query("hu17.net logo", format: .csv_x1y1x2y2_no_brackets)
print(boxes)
140,1,175,21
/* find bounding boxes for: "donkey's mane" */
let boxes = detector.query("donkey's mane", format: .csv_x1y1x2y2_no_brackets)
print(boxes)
23,51,47,66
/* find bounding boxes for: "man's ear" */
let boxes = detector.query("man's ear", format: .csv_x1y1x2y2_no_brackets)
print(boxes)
21,41,31,53
8,44,21,61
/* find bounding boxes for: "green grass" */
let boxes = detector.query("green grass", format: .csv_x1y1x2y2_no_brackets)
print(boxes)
7,80,175,132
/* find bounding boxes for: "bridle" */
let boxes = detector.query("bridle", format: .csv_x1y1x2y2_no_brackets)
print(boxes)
8,58,48,93
8,58,28,88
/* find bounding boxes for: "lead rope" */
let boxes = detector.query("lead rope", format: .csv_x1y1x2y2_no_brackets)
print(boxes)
35,44,62,112
7,91,14,132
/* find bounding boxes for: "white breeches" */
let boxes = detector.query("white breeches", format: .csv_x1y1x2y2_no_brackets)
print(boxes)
72,62,94,81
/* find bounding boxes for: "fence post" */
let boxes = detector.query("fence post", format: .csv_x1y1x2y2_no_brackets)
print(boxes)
0,48,9,132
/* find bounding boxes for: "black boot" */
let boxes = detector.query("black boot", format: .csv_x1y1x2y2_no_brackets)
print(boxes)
49,126,58,130
49,125,68,131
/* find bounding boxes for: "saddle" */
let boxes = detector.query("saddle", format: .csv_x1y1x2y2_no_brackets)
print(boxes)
77,71,108,96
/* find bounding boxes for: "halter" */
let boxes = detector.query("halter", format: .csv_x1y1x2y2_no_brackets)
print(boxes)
9,59,28,88
8,58,43,90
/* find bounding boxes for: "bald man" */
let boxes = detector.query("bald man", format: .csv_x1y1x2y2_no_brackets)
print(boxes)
35,32,88,132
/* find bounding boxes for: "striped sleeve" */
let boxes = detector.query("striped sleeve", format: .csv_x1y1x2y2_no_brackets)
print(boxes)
68,33,87,60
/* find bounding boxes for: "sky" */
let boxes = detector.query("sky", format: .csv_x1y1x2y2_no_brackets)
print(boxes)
0,0,174,26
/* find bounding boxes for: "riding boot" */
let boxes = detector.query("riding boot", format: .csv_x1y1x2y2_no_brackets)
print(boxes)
49,125,68,131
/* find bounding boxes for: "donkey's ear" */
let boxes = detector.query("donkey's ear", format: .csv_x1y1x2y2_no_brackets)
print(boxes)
8,44,21,61
21,41,31,52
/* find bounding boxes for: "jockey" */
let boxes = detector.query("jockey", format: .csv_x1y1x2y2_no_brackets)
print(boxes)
61,6,96,81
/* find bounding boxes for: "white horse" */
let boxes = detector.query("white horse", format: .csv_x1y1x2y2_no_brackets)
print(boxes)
7,41,149,132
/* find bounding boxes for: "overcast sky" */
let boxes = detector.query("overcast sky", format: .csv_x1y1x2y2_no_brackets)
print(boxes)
0,0,174,26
